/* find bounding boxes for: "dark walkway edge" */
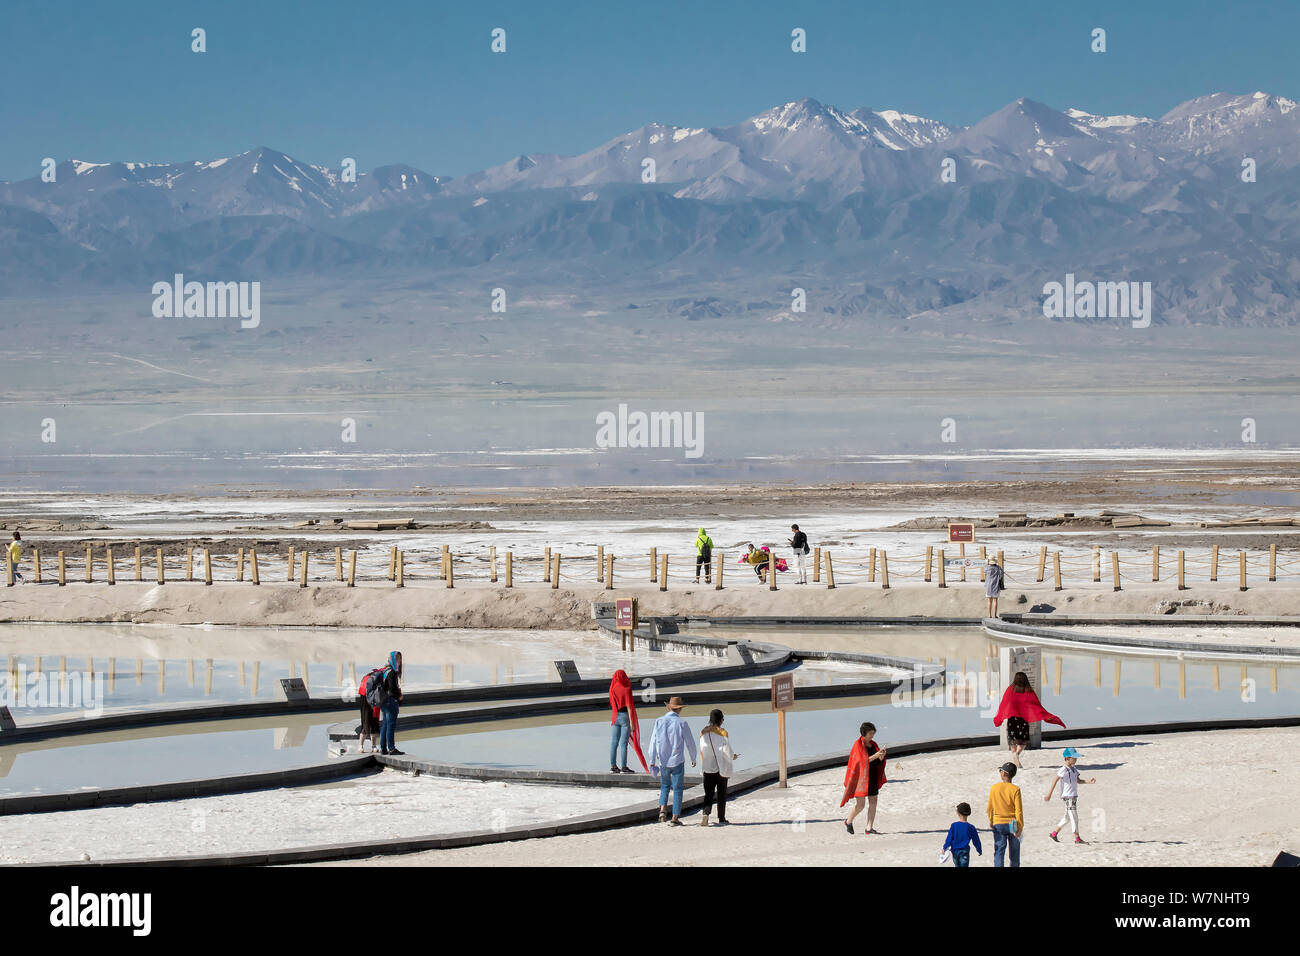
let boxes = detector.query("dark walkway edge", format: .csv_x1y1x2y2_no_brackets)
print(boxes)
986,618,1300,659
0,756,378,816
34,714,1300,868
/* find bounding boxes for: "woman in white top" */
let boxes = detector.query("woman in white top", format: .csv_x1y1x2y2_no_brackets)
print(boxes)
699,709,739,827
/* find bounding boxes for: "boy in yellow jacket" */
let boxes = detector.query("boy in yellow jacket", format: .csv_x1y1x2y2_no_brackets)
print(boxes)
7,532,22,583
987,762,1024,867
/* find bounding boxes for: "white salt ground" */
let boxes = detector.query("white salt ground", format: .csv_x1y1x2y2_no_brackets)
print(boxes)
0,771,647,864
324,728,1300,867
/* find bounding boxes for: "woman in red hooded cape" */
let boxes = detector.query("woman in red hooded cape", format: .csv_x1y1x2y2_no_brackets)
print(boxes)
608,670,649,773
994,671,1065,766
840,721,887,834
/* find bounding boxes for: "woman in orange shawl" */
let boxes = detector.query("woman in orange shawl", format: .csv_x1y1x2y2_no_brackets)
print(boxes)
993,670,1065,767
608,670,649,773
841,721,887,835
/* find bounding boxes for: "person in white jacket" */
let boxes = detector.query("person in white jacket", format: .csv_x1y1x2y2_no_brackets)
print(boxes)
699,709,739,827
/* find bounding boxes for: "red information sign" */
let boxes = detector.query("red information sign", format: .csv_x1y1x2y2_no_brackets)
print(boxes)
948,523,975,543
615,598,635,630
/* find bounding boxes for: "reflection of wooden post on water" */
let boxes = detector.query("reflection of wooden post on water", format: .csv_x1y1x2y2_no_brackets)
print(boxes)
1053,655,1062,696
187,658,195,687
1212,664,1219,691
997,646,1042,751
1153,660,1161,689
1113,660,1122,697
1179,662,1186,700
158,658,166,695
1093,656,1101,688
206,659,213,696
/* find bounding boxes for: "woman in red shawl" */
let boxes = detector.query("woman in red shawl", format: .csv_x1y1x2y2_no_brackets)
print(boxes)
840,721,887,835
608,670,649,773
993,670,1065,767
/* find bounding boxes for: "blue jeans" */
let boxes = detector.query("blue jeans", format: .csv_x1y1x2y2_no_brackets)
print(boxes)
610,712,630,767
951,847,970,868
658,762,685,818
379,699,399,752
992,823,1020,867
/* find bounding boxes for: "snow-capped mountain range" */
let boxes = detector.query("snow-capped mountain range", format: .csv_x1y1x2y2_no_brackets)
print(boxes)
3,91,1299,324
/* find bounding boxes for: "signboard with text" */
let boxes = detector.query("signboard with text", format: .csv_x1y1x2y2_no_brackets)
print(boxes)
948,523,975,543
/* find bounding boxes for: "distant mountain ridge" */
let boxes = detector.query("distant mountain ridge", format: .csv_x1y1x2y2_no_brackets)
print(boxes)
3,91,1299,325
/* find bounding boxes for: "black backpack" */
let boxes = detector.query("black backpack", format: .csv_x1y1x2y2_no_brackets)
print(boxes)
364,668,389,707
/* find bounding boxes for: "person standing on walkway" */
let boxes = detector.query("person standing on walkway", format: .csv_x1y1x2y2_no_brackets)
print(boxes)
694,528,713,584
987,762,1025,867
647,696,697,826
985,555,1005,618
788,524,810,584
699,709,738,826
377,650,405,756
993,670,1065,767
840,721,887,834
608,669,648,773
8,532,23,583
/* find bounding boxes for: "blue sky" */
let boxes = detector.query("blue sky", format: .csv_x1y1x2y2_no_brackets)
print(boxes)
2,0,1296,182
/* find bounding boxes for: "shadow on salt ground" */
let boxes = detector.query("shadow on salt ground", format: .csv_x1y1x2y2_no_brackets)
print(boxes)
1088,742,1153,749
703,818,844,827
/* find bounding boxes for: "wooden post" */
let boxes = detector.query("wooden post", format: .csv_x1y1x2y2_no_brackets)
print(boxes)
768,549,777,591
959,543,967,582
1036,546,1046,583
1210,544,1219,582
606,554,615,590
880,550,890,589
335,547,343,582
204,549,212,585
4,552,11,587
997,550,1004,572
106,548,114,586
1091,545,1100,583
924,545,933,583
505,551,513,588
157,547,165,585
33,548,41,584
1269,544,1277,582
1053,552,1062,592
543,547,551,583
1111,550,1120,591
813,546,821,583
659,553,668,592
490,545,498,582
396,551,404,588
347,551,357,587
1239,551,1247,592
777,709,788,788
649,547,657,582
287,546,295,582
85,546,92,583
868,547,877,582
251,549,260,585
186,548,193,581
237,547,245,582
551,552,560,589
979,546,987,582
300,551,309,588
388,547,396,581
825,551,835,589
938,549,946,588
447,550,455,589
715,552,724,591
134,546,141,581
1152,545,1160,582
597,545,604,582
1177,550,1186,590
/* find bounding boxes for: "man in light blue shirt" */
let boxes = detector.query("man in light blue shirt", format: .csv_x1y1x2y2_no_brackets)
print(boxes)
647,696,698,825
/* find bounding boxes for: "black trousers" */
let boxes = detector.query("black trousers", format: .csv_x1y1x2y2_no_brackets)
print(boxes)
695,554,711,580
703,771,729,820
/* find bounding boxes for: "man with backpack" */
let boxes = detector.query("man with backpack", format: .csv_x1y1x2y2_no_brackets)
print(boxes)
788,524,810,584
368,650,405,756
693,527,713,584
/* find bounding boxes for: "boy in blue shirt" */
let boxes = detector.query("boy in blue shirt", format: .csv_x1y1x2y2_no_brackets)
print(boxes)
942,802,983,867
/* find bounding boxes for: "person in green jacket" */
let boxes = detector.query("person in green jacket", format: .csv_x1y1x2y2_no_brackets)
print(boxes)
694,528,714,583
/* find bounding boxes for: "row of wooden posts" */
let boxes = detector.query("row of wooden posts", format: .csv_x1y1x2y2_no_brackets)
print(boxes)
3,542,1276,592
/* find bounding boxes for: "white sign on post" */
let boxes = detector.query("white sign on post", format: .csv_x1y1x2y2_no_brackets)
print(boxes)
997,645,1043,750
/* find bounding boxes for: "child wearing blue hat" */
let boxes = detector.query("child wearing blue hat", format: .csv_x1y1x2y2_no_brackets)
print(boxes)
1044,747,1097,844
